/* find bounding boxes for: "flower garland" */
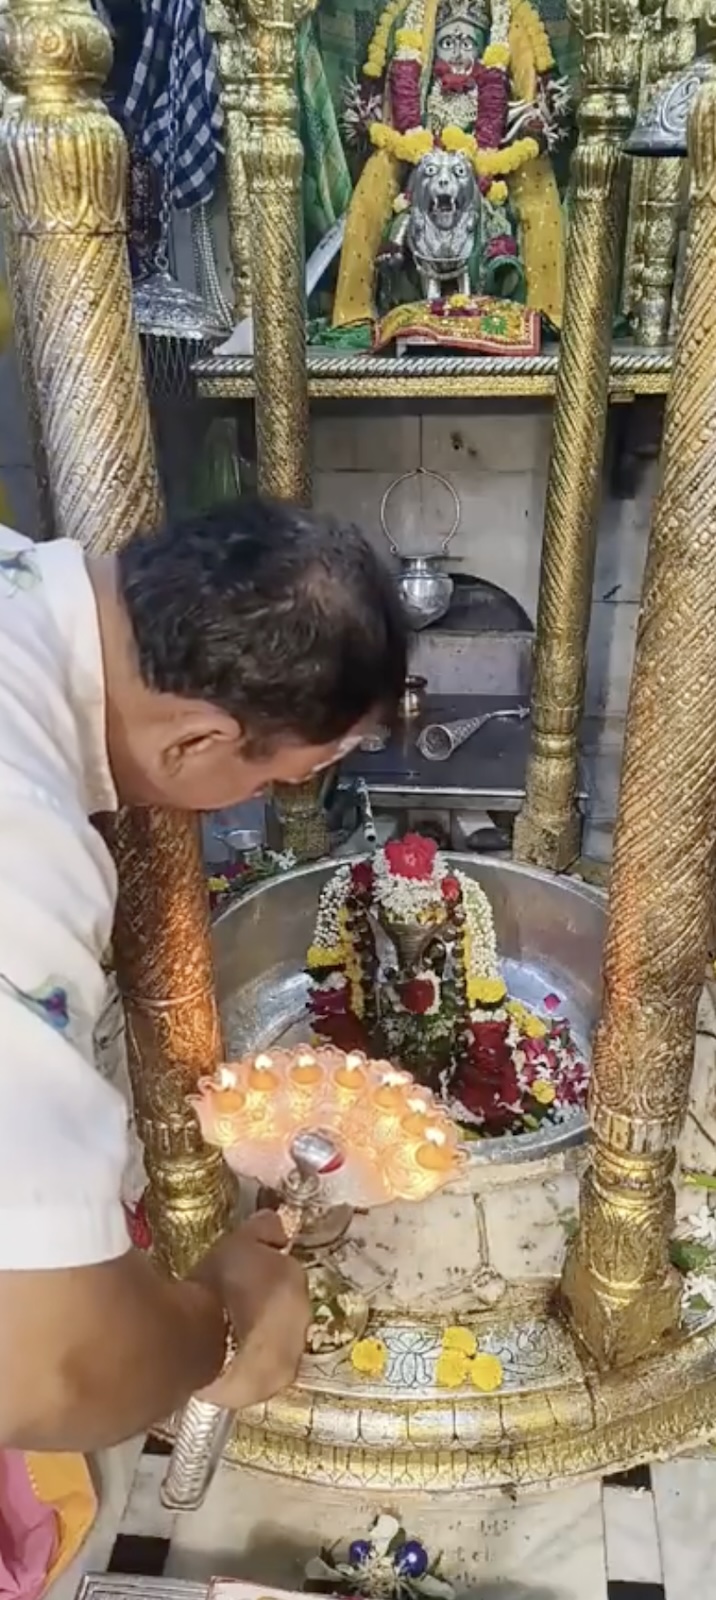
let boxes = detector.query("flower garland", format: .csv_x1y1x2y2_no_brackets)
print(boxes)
306,840,589,1138
441,122,539,177
510,0,554,73
369,119,538,180
364,0,411,79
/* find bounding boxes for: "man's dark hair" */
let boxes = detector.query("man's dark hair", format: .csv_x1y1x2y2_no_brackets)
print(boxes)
117,497,408,748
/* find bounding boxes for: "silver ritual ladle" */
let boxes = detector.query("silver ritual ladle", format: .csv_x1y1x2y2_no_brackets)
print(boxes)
160,1129,345,1510
416,704,530,762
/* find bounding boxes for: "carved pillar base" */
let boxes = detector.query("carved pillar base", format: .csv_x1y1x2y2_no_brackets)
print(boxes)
562,1148,680,1366
272,776,330,861
512,739,582,872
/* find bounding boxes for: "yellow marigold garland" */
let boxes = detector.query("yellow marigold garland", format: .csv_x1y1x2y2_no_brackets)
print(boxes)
306,942,344,969
395,26,423,51
364,0,409,78
482,41,510,68
440,123,540,179
487,180,508,204
510,0,554,74
369,123,435,163
469,976,507,1006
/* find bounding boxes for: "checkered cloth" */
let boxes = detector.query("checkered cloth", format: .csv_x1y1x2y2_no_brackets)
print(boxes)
123,0,223,209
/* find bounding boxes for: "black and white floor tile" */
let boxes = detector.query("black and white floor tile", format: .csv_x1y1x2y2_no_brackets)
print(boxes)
51,1435,716,1600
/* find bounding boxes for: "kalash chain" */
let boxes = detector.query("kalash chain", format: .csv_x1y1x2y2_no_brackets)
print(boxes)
306,835,588,1138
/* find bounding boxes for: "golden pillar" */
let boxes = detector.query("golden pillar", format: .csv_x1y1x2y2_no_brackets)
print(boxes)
207,0,253,319
239,0,312,504
513,0,642,872
623,1,696,345
238,0,329,857
0,0,232,1276
0,88,54,539
562,69,716,1365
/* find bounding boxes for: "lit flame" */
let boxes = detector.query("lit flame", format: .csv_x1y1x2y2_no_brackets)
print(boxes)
380,1070,411,1089
345,1051,366,1071
254,1053,273,1071
217,1066,238,1090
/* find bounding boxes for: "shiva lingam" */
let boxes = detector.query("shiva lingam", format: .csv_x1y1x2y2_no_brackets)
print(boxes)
417,704,530,761
161,1048,463,1510
381,470,460,631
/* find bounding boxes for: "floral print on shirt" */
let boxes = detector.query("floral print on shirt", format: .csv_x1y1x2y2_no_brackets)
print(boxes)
0,974,71,1032
0,549,41,595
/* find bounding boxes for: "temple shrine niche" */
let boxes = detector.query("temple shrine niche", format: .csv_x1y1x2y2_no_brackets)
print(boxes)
328,0,570,351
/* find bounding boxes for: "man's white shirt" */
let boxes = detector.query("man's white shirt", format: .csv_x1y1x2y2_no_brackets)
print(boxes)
0,529,131,1269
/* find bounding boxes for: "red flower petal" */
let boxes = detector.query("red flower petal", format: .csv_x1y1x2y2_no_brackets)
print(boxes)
399,977,436,1015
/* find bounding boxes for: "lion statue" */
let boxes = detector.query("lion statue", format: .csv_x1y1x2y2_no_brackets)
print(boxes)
377,147,484,305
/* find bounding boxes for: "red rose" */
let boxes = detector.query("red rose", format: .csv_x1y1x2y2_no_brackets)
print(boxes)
384,834,438,880
313,1014,370,1053
441,875,461,903
124,1197,152,1252
399,977,436,1015
456,1064,520,1130
310,983,349,1017
470,1018,511,1074
351,860,374,894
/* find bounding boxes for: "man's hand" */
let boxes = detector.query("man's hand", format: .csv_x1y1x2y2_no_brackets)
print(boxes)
193,1211,311,1409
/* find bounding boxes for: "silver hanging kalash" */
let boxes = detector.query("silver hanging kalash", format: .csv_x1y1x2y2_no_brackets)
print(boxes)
132,23,231,401
625,56,715,158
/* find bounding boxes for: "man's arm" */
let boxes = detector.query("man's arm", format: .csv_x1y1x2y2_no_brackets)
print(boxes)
0,791,309,1450
0,1252,226,1451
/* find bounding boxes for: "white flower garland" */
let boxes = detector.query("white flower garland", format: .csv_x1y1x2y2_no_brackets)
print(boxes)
427,78,478,134
456,871,498,976
313,865,351,948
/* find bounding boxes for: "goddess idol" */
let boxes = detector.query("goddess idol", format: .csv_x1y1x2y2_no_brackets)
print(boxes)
332,0,569,341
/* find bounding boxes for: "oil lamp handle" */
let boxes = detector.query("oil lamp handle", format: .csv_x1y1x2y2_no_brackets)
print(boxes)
379,467,461,557
160,1396,234,1511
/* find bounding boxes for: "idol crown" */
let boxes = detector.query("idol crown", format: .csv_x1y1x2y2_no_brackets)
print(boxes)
435,0,488,34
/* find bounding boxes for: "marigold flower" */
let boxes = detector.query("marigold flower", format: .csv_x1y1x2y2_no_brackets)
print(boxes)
435,1349,470,1387
468,976,507,1006
442,1325,477,1356
482,41,510,67
351,1337,388,1378
470,1352,503,1392
531,1079,556,1105
522,1013,548,1038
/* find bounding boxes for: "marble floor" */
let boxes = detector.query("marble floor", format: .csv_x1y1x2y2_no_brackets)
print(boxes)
51,1435,716,1600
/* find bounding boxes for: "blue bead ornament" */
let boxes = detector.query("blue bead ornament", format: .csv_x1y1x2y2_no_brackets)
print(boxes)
393,1541,429,1578
349,1540,374,1568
